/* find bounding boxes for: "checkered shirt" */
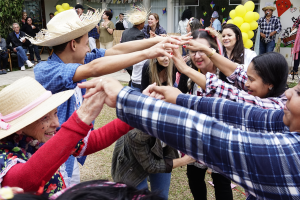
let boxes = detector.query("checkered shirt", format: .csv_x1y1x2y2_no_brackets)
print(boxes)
34,48,106,126
88,23,100,39
292,16,300,29
116,86,300,200
258,16,282,42
203,65,287,109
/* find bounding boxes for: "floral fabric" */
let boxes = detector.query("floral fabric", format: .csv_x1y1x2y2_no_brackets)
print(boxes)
0,134,85,198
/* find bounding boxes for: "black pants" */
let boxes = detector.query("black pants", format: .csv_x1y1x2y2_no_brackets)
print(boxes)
0,52,8,70
293,52,300,72
127,69,133,87
187,165,233,200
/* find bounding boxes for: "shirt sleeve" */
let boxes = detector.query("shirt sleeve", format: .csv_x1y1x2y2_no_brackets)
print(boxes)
115,87,298,199
226,65,248,90
123,20,128,29
109,21,115,29
84,48,106,64
275,17,282,33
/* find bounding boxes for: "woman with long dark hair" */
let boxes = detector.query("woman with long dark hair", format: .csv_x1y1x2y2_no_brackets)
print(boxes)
142,13,166,38
177,9,192,36
219,24,256,81
21,17,41,63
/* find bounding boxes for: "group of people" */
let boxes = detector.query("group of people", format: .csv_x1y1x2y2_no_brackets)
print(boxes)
0,3,299,200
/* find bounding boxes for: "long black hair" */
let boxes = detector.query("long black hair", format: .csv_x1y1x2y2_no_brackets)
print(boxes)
251,52,288,97
181,9,192,21
222,24,245,64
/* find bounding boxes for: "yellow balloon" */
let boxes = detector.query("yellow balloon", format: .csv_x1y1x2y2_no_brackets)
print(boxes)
235,5,246,17
58,8,64,13
247,30,254,39
253,12,260,21
244,1,255,12
62,3,70,10
249,21,258,30
240,23,250,33
56,5,62,11
54,11,59,16
244,39,253,49
242,32,248,42
233,16,244,27
244,11,254,23
229,10,236,19
227,19,234,24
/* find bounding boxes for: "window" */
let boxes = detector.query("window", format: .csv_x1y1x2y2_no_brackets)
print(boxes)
229,0,259,5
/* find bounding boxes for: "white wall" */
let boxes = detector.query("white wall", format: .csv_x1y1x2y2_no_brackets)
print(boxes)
44,0,60,24
259,0,300,66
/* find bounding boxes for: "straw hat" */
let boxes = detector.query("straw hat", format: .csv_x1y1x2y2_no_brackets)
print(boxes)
262,2,276,11
125,6,150,25
0,77,74,139
24,9,103,46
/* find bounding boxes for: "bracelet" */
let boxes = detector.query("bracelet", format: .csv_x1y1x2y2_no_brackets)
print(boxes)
207,48,216,58
106,27,109,29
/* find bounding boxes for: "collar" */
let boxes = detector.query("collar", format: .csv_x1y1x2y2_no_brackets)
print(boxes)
14,32,20,37
48,52,65,63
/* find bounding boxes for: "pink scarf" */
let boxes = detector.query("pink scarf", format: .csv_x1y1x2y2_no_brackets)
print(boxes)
292,28,300,60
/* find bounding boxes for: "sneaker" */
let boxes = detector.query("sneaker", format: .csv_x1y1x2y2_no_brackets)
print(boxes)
21,66,25,71
2,69,7,74
0,70,2,75
290,70,298,75
37,60,42,63
26,60,34,68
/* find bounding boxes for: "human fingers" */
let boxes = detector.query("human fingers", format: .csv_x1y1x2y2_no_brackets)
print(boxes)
161,37,182,45
154,93,165,100
151,86,181,104
79,78,104,98
142,82,156,96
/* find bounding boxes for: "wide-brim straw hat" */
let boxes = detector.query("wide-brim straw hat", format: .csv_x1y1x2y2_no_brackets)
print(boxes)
125,6,150,25
0,77,74,139
262,3,276,11
24,9,103,46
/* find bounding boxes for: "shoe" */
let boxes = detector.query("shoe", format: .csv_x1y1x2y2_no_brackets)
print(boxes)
290,70,298,75
2,69,7,74
0,70,2,75
21,66,25,71
37,60,42,63
26,60,34,68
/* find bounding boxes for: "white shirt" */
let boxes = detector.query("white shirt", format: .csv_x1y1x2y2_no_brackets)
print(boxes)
177,19,189,36
243,48,257,72
132,60,147,84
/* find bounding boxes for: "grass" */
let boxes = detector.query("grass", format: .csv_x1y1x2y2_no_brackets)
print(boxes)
79,82,246,200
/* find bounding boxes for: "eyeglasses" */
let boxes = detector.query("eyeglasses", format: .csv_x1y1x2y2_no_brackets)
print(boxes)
190,50,206,57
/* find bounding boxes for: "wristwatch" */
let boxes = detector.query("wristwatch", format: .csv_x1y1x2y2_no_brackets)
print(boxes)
207,48,216,58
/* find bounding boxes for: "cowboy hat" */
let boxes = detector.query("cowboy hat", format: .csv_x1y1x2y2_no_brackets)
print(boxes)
24,9,103,46
125,6,150,25
262,2,276,11
0,77,74,139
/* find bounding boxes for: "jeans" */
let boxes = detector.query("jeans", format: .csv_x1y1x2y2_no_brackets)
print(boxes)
187,165,233,200
136,173,171,200
16,46,28,67
0,52,8,70
293,52,300,72
28,44,41,62
259,40,275,55
131,82,141,93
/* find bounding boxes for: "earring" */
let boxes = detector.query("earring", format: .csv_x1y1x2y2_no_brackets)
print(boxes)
269,87,273,90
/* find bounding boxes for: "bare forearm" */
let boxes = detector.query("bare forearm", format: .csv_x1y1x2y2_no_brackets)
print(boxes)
105,37,162,56
203,47,238,76
184,67,206,90
173,156,194,168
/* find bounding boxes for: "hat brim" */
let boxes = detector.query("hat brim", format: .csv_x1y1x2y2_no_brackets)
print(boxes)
262,6,276,11
29,23,97,46
0,90,74,139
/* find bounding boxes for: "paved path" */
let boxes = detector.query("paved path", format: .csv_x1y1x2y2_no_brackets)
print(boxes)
0,53,130,86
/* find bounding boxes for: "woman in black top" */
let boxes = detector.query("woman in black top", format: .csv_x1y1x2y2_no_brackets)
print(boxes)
21,17,41,63
141,55,176,92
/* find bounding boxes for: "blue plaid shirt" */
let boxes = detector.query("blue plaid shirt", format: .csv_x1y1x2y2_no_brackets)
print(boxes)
258,16,282,42
34,48,106,126
116,87,300,200
88,23,100,39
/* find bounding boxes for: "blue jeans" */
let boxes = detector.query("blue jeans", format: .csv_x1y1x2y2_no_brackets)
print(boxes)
29,44,41,62
16,46,28,67
136,173,171,200
259,40,275,55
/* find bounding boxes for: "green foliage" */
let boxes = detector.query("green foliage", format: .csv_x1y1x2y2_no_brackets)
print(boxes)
0,0,24,39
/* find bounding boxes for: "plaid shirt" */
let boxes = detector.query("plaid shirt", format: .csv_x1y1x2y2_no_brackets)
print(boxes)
203,65,287,109
258,16,282,42
88,23,100,39
116,86,300,200
292,16,300,29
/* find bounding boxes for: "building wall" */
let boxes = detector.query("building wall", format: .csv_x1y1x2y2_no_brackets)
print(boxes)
259,0,300,66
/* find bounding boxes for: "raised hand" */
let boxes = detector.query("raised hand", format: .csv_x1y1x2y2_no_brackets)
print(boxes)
150,86,182,104
172,47,190,74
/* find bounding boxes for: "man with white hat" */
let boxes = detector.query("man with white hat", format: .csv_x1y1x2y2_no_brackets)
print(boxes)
210,11,222,32
258,3,282,54
121,6,148,91
25,8,180,187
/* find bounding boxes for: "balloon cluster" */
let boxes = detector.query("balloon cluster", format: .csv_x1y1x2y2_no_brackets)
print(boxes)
227,1,259,49
54,3,73,16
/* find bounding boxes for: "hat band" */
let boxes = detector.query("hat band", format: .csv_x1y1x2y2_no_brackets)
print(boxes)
0,91,52,130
